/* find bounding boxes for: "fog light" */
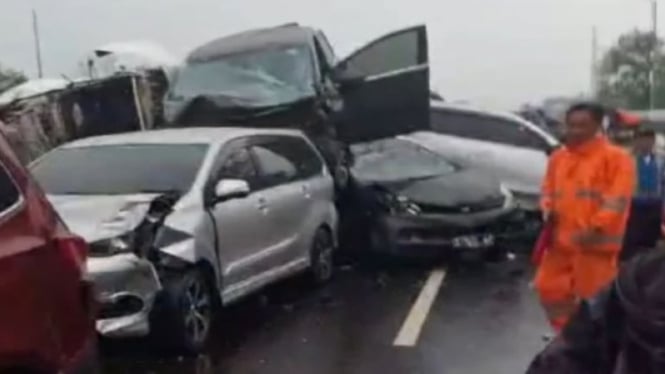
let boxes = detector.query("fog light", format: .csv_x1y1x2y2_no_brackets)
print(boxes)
99,294,144,319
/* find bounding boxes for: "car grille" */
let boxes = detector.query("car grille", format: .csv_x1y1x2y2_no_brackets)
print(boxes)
397,211,521,241
418,196,505,214
99,294,145,319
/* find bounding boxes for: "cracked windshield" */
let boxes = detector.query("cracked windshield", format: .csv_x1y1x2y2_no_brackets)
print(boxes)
1,0,665,373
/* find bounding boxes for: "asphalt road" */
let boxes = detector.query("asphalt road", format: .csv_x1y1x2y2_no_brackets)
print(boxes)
102,255,548,374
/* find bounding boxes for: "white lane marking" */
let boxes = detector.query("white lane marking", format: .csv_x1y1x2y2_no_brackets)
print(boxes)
393,268,447,347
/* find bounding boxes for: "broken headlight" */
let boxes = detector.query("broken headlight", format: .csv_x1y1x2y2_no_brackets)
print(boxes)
381,193,421,216
89,233,135,256
500,184,515,209
109,236,132,253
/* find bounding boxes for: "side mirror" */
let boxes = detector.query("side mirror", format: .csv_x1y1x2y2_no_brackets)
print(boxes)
214,179,250,203
332,66,365,93
544,144,560,156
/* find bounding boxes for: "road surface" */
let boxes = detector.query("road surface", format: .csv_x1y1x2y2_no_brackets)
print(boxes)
102,255,548,374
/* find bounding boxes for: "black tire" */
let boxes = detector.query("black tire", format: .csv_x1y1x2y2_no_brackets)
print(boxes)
310,228,335,284
152,268,215,354
333,165,350,192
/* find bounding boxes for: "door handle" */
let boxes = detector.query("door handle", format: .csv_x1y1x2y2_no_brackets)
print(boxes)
257,197,269,212
301,184,312,199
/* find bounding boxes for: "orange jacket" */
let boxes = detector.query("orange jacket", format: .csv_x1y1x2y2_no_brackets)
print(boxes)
541,136,635,253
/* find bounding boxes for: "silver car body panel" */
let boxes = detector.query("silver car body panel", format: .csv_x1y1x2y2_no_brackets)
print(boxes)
402,102,559,211
39,127,338,338
88,253,161,337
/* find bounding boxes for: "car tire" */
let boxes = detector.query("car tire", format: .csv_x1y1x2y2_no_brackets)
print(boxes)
310,228,335,284
152,268,215,354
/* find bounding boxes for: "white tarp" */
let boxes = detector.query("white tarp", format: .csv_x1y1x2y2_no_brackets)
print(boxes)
79,40,180,79
0,78,72,106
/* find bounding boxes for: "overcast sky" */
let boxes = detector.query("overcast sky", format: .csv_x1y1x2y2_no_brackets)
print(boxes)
0,0,658,109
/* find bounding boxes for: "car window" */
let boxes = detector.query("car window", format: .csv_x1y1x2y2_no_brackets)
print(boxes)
169,45,315,108
313,40,331,78
31,144,209,195
316,32,337,67
0,162,20,214
431,109,546,150
343,29,419,77
217,148,258,189
251,143,298,187
251,137,323,187
275,137,324,178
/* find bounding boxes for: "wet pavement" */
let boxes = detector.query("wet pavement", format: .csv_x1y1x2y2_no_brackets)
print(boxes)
101,255,548,374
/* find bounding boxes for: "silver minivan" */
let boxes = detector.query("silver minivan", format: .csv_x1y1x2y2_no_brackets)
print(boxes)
403,101,560,211
29,127,338,352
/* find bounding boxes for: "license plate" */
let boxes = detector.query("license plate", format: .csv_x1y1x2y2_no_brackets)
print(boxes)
451,234,495,249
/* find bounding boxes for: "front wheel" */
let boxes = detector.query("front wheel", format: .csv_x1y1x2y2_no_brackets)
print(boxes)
310,228,335,284
152,268,215,353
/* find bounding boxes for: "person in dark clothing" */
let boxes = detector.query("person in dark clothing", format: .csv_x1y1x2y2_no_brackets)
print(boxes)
526,250,665,374
622,129,665,261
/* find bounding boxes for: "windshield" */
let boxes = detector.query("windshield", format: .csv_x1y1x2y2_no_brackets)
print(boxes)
169,45,315,107
351,138,456,183
31,144,209,195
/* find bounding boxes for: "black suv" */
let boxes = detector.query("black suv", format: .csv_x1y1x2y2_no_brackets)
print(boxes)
163,23,431,188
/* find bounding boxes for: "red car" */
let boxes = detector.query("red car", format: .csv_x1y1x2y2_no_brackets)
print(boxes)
0,130,98,373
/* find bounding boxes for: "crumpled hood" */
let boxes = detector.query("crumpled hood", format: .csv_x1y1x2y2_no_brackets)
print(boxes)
47,194,160,242
381,169,503,207
165,94,316,128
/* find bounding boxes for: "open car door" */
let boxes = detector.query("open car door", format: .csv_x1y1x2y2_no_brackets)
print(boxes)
334,25,429,144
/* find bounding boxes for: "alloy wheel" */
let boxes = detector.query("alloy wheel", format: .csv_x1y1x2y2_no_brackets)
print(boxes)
183,276,212,346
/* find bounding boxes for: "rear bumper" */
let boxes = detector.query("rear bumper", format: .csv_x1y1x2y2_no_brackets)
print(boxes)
372,208,528,258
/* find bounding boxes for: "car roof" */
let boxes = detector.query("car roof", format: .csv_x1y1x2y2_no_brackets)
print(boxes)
429,100,559,145
60,127,305,148
430,100,531,123
187,23,315,63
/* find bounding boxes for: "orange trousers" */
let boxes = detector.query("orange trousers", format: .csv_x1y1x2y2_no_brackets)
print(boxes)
534,247,619,332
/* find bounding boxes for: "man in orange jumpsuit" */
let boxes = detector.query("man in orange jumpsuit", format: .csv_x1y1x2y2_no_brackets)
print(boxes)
536,102,635,332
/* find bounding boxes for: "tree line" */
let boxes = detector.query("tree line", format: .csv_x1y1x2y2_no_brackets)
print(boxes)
0,65,26,95
597,29,665,110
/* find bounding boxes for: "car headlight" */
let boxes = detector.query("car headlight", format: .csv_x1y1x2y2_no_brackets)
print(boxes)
90,233,135,256
394,195,422,216
109,236,132,253
500,184,516,208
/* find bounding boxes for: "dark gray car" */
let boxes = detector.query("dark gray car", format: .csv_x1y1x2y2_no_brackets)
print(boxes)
341,138,526,259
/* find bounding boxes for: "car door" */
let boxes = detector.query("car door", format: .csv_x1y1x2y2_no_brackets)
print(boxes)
209,144,271,287
248,137,310,267
262,136,329,257
333,25,429,143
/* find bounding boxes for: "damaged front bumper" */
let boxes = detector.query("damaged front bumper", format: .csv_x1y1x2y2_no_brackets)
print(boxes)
373,207,529,258
86,253,162,338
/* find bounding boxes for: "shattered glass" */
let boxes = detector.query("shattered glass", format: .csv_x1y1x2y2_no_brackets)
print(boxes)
167,45,315,109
